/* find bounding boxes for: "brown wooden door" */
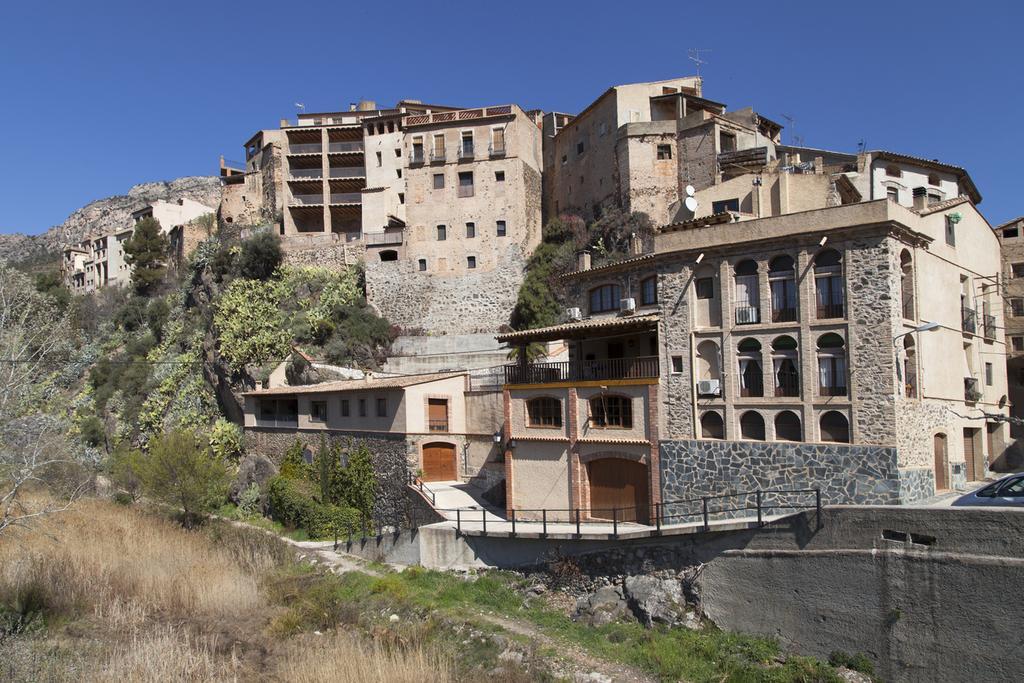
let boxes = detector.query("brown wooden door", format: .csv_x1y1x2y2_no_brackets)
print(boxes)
964,428,979,482
587,458,649,524
422,442,457,482
934,433,949,490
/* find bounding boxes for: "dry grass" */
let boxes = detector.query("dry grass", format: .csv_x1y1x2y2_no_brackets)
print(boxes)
275,630,452,683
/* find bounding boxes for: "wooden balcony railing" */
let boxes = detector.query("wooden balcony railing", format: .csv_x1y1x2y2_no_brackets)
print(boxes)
504,356,659,385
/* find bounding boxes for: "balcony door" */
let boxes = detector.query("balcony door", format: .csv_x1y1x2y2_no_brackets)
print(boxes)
428,399,449,433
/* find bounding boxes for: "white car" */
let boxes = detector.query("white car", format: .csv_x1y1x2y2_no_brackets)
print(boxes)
951,474,1024,507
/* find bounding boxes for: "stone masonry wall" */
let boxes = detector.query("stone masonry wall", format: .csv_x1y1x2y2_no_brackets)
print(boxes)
280,234,366,269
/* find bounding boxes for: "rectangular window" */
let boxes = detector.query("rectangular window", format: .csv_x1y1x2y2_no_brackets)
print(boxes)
1014,337,1024,352
719,131,737,152
458,171,474,197
945,216,956,246
358,399,367,417
490,127,505,154
428,398,449,432
376,397,387,417
712,198,740,214
467,256,477,269
695,277,714,300
1004,227,1019,239
310,400,327,422
641,277,657,305
526,397,562,428
495,170,505,182
466,222,476,238
986,362,994,386
576,141,585,155
398,192,405,204
496,220,507,237
1012,299,1024,317
433,173,444,189
589,284,622,313
418,259,427,272
928,191,942,205
341,399,350,417
394,148,401,157
1012,263,1024,278
436,225,446,241
411,137,424,162
396,168,402,179
887,187,899,202
671,355,684,373
657,144,672,160
375,151,382,167
432,133,445,159
460,130,474,157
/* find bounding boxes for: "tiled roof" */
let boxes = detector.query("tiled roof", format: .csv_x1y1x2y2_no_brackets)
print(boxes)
559,253,658,280
912,196,971,216
869,150,981,204
657,211,734,234
243,371,465,396
496,314,659,343
995,216,1024,230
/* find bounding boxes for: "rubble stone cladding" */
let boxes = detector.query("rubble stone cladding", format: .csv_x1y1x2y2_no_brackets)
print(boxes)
245,427,408,526
658,439,923,521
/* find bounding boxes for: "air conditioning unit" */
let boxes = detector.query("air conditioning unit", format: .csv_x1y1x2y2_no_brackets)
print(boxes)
565,307,582,321
620,298,636,313
697,379,721,397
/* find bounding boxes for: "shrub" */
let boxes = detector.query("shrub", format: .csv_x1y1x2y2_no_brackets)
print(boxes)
829,651,875,676
208,418,243,461
279,439,311,480
213,278,291,370
265,476,361,538
79,415,106,448
234,231,282,280
236,483,262,518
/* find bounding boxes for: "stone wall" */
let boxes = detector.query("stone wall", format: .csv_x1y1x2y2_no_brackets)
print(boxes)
659,439,903,520
280,234,365,269
897,466,936,504
244,427,408,525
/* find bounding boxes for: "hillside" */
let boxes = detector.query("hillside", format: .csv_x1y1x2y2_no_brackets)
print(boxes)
0,176,221,266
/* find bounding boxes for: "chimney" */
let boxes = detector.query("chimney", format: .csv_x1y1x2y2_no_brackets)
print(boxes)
576,250,591,272
629,233,643,255
912,187,928,210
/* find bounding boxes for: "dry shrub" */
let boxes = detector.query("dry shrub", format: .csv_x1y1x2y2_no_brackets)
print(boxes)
87,625,240,682
276,629,452,683
0,499,285,624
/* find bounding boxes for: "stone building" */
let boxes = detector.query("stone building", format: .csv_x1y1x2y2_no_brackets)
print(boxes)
495,197,1007,521
995,216,1024,465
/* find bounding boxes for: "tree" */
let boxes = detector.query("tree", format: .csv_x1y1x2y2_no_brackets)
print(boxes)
135,429,230,527
235,231,282,281
340,444,376,522
123,217,169,294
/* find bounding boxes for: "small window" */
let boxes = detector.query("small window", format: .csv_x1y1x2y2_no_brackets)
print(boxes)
526,397,562,428
589,395,633,429
358,399,367,417
589,284,622,313
1004,228,1019,239
437,225,447,241
561,154,567,165
641,277,657,305
712,198,740,214
885,164,902,178
927,191,942,205
340,399,350,417
310,400,328,422
1011,299,1024,317
1014,337,1024,352
376,397,387,417
398,192,405,204
927,172,940,185
467,256,477,269
695,277,714,299
887,186,899,202
1012,263,1024,279
945,216,956,247
375,151,382,167
985,362,994,386
496,220,507,237
458,171,474,197
394,148,401,157
433,173,444,189
396,169,402,179
576,141,585,155
466,222,476,238
657,144,672,160
418,259,427,272
379,250,398,262
671,355,684,373
495,170,505,182
719,131,737,153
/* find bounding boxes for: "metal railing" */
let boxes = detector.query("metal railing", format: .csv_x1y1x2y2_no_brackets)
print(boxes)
405,105,514,126
489,143,506,156
983,314,996,340
504,356,659,385
775,374,800,397
288,143,322,154
962,307,977,334
816,300,845,319
428,418,449,433
819,383,847,397
329,166,364,179
735,305,760,325
458,144,475,160
771,306,797,323
364,229,404,246
430,149,447,162
289,168,323,179
409,149,425,164
328,141,364,153
329,192,361,204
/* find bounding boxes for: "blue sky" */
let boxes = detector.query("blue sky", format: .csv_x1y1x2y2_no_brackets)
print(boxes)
1,0,1020,234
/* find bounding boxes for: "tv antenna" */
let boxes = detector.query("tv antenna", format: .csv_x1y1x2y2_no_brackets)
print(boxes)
781,113,803,146
688,48,711,78
294,102,306,114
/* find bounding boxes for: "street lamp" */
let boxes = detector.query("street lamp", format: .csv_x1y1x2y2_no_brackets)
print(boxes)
892,320,940,346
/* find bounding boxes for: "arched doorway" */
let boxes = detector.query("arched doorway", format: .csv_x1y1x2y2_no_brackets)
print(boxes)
587,458,649,524
422,442,457,482
934,433,949,491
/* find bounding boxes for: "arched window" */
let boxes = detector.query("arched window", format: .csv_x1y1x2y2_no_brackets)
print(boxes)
740,411,766,441
768,255,797,322
903,336,918,398
589,284,622,313
734,260,760,324
696,340,721,381
737,338,763,397
820,411,850,443
640,276,658,306
693,264,720,328
775,410,802,442
589,395,633,429
379,249,398,262
814,250,845,319
526,397,562,428
900,249,915,320
772,335,799,397
700,411,724,439
816,333,847,396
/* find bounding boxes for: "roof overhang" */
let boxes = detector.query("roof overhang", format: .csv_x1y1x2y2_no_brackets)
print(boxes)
496,314,659,344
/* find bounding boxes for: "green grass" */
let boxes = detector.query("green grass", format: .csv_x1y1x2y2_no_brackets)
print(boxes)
268,565,841,683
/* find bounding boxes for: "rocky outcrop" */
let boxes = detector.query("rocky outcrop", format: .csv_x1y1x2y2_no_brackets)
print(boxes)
571,570,703,630
0,176,221,265
230,452,279,505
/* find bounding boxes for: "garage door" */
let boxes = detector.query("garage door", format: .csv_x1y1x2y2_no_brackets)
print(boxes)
422,442,457,482
587,458,649,523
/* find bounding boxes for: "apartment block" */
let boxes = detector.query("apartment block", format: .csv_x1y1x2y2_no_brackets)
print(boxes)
995,216,1024,463
495,197,1007,520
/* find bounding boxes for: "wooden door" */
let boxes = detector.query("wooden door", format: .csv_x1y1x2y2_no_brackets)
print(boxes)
587,458,649,524
422,442,457,482
964,428,979,482
934,433,949,491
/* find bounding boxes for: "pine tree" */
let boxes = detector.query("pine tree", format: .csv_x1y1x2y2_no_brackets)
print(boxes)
123,216,168,295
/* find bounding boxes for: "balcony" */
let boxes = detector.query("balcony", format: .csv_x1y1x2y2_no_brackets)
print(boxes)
983,314,996,340
364,229,404,247
735,305,760,325
328,166,364,179
289,168,323,180
965,377,982,402
489,143,506,157
775,373,800,397
962,307,977,335
819,382,847,397
290,193,324,205
458,144,475,160
288,143,322,155
816,300,845,320
504,356,659,385
409,149,425,165
430,149,447,163
428,418,449,433
329,192,361,205
328,141,363,153
771,307,797,323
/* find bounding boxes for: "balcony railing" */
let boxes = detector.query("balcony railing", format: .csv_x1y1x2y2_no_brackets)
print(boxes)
775,374,800,397
410,149,425,164
428,418,449,433
735,305,760,325
291,193,324,205
364,229,404,246
965,378,982,402
905,369,918,398
329,192,361,204
328,141,364,153
489,143,506,157
816,300,845,319
962,307,977,334
818,383,847,397
289,143,322,154
430,149,447,162
329,166,364,179
771,306,797,323
504,356,659,385
983,314,996,340
458,144,475,160
289,168,323,180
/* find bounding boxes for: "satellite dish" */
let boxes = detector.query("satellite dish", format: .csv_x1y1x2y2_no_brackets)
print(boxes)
685,185,695,197
684,196,698,213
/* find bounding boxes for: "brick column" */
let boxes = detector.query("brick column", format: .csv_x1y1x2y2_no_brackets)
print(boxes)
503,388,515,517
567,387,580,512
648,383,662,508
